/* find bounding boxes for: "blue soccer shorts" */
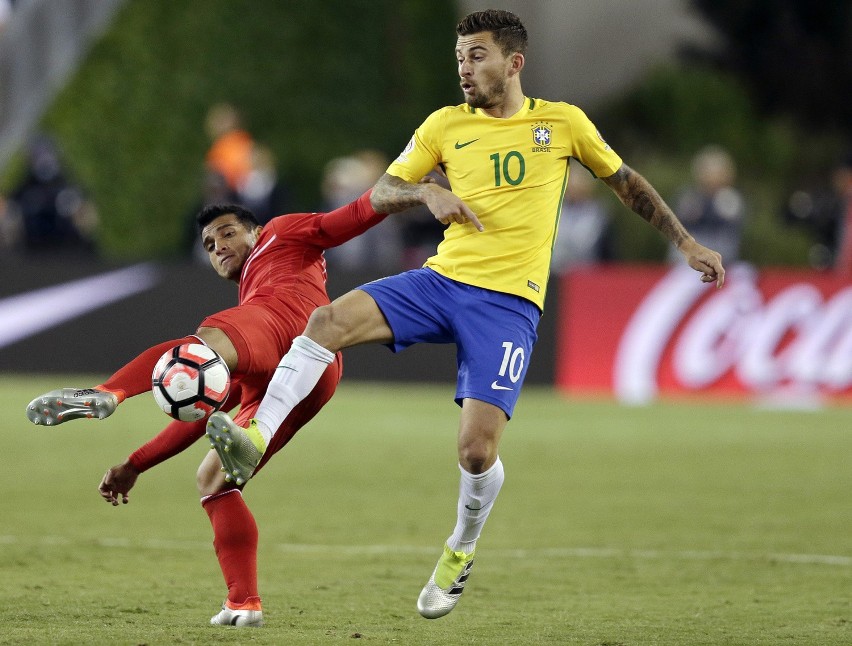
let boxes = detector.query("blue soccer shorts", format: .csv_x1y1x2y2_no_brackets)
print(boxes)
358,267,540,418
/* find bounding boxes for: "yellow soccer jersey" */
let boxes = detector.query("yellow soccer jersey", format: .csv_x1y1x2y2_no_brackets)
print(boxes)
386,97,622,310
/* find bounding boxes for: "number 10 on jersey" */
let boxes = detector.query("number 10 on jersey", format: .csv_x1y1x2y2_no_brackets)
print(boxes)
490,151,525,186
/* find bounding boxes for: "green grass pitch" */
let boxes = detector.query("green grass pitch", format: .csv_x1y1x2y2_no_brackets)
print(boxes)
2,376,850,645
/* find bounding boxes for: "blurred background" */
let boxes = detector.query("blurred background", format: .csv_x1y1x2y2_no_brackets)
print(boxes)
1,0,850,404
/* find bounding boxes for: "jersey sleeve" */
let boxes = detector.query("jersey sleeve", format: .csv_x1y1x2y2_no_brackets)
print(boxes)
385,108,444,182
127,386,242,472
315,190,388,246
128,419,206,472
269,191,387,249
565,105,623,179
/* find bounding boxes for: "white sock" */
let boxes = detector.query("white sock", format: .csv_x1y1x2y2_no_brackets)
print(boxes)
446,457,504,554
254,336,335,444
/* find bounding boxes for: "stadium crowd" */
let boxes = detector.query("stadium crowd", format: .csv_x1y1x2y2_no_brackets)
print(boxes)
1,107,850,277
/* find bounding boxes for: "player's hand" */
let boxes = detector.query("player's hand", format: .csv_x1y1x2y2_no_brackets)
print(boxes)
423,184,483,231
98,461,140,506
680,238,725,288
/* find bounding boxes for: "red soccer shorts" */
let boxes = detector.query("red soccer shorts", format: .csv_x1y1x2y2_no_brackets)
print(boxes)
201,296,342,473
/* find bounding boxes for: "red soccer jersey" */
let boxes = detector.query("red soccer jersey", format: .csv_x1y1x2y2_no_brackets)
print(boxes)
237,191,386,309
128,191,384,473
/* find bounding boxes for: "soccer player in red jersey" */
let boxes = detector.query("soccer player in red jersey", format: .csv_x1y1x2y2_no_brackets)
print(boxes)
25,191,387,627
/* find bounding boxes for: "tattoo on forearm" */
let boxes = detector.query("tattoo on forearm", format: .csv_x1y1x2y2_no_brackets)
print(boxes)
606,165,689,248
633,190,655,222
371,175,425,213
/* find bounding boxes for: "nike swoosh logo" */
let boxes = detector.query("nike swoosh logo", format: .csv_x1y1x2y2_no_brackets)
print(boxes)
454,138,479,149
490,381,513,391
0,264,160,350
464,504,482,511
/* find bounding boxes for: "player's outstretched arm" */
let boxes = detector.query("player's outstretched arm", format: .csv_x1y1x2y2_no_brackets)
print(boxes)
97,413,218,505
601,164,725,288
371,173,483,231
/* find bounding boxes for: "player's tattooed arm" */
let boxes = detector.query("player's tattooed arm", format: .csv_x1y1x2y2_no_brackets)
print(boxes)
602,163,726,288
371,173,483,230
370,173,430,213
601,164,691,249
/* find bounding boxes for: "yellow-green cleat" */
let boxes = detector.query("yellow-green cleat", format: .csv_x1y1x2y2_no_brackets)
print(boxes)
206,413,266,486
417,544,475,619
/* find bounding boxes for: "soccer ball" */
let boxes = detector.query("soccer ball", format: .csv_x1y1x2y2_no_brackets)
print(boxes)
151,343,230,422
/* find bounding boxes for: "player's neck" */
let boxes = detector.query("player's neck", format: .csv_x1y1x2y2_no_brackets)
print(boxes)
479,87,526,119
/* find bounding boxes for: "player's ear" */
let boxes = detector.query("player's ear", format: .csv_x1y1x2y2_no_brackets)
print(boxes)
244,225,261,246
508,52,524,76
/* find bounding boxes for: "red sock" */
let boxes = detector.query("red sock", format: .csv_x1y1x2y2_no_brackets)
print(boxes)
96,336,198,402
201,489,261,609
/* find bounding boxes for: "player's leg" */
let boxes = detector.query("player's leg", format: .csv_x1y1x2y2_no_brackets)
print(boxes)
418,283,539,618
196,326,239,371
25,334,203,426
253,268,452,443
196,313,279,626
197,450,264,627
206,288,392,483
253,288,392,437
418,400,508,619
203,353,341,626
457,398,507,475
209,349,344,487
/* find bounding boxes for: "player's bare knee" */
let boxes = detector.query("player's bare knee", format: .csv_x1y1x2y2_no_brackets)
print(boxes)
458,442,496,475
196,326,238,371
304,304,345,350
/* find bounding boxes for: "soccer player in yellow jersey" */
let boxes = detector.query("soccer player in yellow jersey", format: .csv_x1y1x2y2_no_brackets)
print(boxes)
205,8,725,620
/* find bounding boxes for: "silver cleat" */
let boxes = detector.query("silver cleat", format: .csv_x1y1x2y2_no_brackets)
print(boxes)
26,388,118,426
417,545,476,619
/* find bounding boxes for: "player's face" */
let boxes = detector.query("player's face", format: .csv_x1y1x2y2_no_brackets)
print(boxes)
456,31,513,109
201,215,261,281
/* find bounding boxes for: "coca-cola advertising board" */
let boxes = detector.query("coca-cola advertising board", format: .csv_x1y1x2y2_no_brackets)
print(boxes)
555,264,852,404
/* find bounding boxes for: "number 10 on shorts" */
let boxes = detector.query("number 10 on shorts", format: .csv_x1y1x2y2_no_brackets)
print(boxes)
498,341,525,384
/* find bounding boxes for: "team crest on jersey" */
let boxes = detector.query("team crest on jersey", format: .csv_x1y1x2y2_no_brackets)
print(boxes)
532,122,552,152
395,136,415,163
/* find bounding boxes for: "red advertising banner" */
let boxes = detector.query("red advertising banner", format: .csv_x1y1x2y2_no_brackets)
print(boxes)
555,264,852,404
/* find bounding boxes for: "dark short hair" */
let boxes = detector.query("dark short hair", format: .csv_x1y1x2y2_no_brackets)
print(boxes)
196,203,260,233
456,9,527,56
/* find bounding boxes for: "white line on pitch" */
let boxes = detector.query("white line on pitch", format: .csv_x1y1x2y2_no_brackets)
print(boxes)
0,535,848,567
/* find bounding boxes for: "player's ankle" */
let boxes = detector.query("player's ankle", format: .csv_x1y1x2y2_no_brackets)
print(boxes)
227,595,263,611
246,420,268,452
94,386,125,404
252,419,273,446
